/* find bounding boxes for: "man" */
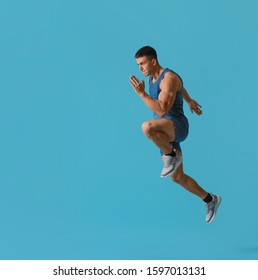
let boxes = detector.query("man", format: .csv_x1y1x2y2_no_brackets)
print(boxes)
129,46,222,224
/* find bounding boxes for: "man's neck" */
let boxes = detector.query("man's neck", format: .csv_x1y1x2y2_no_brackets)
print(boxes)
151,65,165,82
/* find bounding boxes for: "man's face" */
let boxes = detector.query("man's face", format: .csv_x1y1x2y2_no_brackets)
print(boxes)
136,56,155,76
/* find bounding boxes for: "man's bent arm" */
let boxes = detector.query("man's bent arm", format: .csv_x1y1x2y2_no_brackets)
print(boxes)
138,91,171,117
182,87,202,115
139,74,179,117
182,87,192,103
130,73,179,117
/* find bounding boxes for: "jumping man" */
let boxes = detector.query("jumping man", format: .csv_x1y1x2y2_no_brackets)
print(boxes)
129,46,222,224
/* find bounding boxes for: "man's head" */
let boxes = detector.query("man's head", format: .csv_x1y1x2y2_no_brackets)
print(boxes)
134,46,158,76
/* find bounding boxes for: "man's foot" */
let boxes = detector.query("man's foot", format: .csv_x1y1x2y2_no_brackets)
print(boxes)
160,153,182,178
205,194,222,224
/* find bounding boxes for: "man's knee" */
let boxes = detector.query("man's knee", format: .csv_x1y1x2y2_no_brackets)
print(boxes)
142,121,155,137
170,168,184,184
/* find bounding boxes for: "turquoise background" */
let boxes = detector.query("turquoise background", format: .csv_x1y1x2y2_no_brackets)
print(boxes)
0,0,257,259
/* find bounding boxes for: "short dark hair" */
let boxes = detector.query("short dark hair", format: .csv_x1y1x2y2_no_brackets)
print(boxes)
135,46,158,61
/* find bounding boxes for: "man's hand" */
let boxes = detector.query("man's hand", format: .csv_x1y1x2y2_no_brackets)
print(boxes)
188,99,202,115
129,75,145,96
182,87,202,116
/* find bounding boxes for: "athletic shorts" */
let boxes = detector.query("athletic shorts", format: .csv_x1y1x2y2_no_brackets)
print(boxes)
158,116,189,155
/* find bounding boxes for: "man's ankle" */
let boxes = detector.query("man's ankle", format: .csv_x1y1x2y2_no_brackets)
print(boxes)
165,149,177,157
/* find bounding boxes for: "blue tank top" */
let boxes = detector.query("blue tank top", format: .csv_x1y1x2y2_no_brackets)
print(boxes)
149,68,186,119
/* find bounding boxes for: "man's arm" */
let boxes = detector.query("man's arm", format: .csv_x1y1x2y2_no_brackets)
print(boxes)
182,87,202,115
130,73,180,117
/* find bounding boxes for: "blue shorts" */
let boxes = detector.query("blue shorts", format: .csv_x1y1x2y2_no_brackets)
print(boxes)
159,116,189,155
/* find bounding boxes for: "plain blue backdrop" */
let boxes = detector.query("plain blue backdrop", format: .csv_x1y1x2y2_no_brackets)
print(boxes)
0,0,258,259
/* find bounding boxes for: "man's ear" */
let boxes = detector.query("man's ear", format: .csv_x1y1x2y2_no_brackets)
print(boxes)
151,58,157,66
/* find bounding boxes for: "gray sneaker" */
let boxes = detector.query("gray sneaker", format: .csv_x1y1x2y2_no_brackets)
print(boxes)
160,153,182,178
205,194,222,224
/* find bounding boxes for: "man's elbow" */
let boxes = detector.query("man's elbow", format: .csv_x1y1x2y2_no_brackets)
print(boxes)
157,109,168,117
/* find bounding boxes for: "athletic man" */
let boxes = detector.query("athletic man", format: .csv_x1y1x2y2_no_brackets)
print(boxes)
129,46,222,224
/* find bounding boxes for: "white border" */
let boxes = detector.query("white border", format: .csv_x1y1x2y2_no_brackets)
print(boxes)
0,260,257,280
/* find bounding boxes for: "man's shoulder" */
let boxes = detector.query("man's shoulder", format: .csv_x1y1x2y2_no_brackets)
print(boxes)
164,69,179,78
163,70,181,83
161,69,183,90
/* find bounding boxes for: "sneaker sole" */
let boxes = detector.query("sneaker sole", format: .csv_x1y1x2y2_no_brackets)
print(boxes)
160,157,182,178
206,196,222,224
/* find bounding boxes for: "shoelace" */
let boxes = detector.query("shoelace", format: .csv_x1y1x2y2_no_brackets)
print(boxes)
164,156,176,167
206,200,215,210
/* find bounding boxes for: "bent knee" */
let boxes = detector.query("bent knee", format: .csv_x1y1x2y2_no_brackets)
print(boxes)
170,170,184,184
141,121,155,137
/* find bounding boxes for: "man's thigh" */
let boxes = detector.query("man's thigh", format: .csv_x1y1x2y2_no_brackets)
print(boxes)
150,118,175,142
